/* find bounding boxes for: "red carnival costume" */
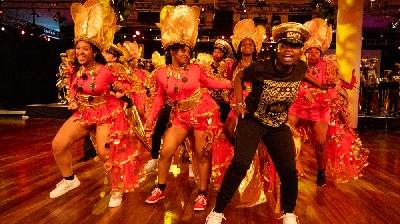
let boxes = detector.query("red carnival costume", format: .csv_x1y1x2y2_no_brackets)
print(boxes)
69,0,149,197
324,55,369,183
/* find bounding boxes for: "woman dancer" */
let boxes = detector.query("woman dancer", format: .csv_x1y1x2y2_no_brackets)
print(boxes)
144,5,233,211
50,0,148,208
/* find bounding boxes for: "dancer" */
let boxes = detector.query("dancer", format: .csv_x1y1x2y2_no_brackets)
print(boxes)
209,39,234,123
324,55,369,183
206,22,332,224
287,18,335,187
50,0,148,208
223,19,263,142
144,5,233,211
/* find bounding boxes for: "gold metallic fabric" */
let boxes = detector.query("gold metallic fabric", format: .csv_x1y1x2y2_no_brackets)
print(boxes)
232,19,264,53
70,0,117,51
303,18,332,52
156,5,200,49
172,88,203,112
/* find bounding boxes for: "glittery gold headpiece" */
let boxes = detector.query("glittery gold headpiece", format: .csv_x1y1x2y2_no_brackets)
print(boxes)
368,58,378,63
71,0,117,51
214,39,233,56
361,58,368,64
156,5,200,49
196,53,214,66
303,18,332,52
151,51,166,68
123,41,142,60
232,19,264,53
272,22,311,46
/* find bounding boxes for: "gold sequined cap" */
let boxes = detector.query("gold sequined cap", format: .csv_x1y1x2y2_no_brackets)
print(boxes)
214,39,233,56
303,18,332,52
272,22,311,45
368,58,378,62
71,0,117,51
232,19,264,53
106,44,124,57
156,5,200,49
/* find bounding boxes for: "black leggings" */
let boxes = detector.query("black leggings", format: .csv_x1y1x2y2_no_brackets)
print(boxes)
151,104,172,159
214,116,298,214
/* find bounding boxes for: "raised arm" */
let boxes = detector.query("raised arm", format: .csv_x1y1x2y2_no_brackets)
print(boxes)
234,70,246,119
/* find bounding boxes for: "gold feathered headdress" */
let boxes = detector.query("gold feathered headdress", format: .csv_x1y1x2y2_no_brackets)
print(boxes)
232,19,264,53
303,18,332,52
123,41,142,60
70,0,117,51
214,39,233,56
156,5,200,49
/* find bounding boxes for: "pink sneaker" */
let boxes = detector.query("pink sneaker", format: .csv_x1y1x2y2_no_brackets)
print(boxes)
193,194,207,211
146,188,165,203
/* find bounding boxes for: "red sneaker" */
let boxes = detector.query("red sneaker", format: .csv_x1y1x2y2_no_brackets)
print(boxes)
194,194,207,211
146,188,165,203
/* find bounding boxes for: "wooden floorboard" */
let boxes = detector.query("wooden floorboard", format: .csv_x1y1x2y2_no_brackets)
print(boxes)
0,117,399,224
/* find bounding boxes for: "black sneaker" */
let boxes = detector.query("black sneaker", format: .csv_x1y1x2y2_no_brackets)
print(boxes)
316,173,326,186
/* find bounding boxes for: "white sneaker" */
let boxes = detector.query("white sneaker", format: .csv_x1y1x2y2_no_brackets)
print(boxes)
109,194,123,207
144,159,158,173
49,176,80,198
206,210,226,224
189,163,194,178
279,213,298,224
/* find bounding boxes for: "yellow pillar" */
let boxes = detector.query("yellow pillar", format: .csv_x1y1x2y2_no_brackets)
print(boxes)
336,0,363,128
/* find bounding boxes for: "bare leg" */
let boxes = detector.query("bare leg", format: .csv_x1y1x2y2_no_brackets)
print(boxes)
309,121,328,170
193,130,211,191
95,123,111,162
157,125,189,184
287,114,302,129
52,116,90,177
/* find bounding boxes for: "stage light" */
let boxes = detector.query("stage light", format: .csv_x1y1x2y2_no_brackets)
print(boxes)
53,11,67,24
21,30,26,35
1,27,5,31
135,30,140,35
124,35,127,38
133,34,137,38
222,36,225,39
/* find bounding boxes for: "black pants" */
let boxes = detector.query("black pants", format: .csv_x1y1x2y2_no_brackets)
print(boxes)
217,102,231,123
214,116,298,214
151,104,172,159
83,135,96,157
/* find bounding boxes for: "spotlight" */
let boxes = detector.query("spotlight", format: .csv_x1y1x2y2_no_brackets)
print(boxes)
135,30,141,35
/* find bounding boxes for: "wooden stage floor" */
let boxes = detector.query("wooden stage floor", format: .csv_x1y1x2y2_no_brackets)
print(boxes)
0,117,399,224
